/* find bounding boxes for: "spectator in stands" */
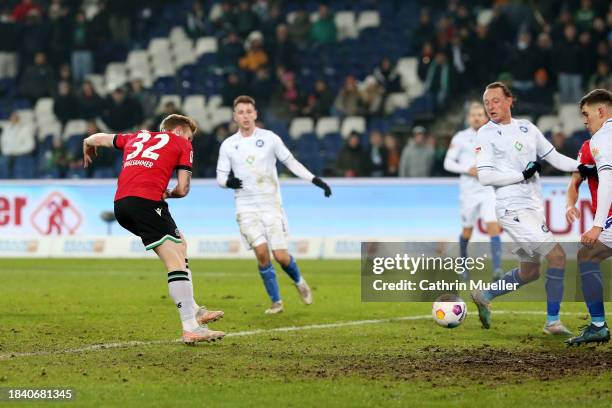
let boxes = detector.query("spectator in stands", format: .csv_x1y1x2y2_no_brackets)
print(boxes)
399,126,434,177
431,134,452,177
288,9,311,49
101,86,143,132
591,16,608,44
87,120,117,178
517,69,554,123
186,1,206,39
71,10,94,83
579,31,597,84
47,0,71,67
574,0,595,32
588,60,611,90
0,7,19,80
11,0,43,23
383,133,400,177
424,51,452,111
40,136,69,177
310,4,336,46
417,41,435,83
20,52,56,103
0,111,36,159
219,31,245,70
259,4,284,45
211,1,237,34
268,24,297,71
20,9,48,69
336,131,368,177
222,72,245,107
301,79,334,119
53,80,79,125
270,68,302,120
106,0,133,45
507,31,536,92
373,57,402,97
249,67,273,109
129,78,157,127
239,31,268,73
359,75,385,116
532,33,554,82
541,127,576,176
334,75,364,116
194,124,229,178
152,101,183,132
89,0,112,71
77,80,103,120
365,130,388,177
412,8,435,48
555,24,583,103
235,0,259,38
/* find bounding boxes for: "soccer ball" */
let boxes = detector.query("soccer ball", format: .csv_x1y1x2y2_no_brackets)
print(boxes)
432,294,467,328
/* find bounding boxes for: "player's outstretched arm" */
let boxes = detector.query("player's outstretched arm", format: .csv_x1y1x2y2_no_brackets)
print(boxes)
283,155,332,197
541,149,579,173
166,169,191,198
83,133,115,168
565,172,583,224
477,168,524,186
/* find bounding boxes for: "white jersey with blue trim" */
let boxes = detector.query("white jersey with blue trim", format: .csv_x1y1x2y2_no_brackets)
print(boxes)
590,119,612,173
217,127,291,214
475,118,553,215
446,127,494,199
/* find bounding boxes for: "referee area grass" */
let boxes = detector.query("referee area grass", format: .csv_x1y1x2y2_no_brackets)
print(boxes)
0,259,611,407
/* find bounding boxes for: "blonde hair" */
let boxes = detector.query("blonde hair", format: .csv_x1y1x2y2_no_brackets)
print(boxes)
233,95,256,109
160,114,198,134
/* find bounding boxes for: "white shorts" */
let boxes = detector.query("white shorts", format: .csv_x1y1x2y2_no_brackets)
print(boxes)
499,208,556,263
460,193,497,228
600,215,612,249
236,210,289,250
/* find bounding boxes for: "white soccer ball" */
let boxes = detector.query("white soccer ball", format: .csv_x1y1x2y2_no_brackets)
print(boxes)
432,294,467,328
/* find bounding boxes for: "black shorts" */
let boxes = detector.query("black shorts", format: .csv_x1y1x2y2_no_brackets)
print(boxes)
114,196,182,250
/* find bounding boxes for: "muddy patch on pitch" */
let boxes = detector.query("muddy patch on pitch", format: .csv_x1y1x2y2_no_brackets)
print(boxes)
298,347,612,382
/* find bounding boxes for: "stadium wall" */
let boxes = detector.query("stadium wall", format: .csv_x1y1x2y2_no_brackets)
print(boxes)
0,178,594,259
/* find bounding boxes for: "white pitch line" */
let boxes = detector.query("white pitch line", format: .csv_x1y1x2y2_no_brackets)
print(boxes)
0,310,586,361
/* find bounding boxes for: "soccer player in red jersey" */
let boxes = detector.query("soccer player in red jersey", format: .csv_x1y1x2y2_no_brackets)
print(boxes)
83,114,225,344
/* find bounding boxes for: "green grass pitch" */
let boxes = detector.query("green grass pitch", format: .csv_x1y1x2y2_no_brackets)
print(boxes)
0,259,610,407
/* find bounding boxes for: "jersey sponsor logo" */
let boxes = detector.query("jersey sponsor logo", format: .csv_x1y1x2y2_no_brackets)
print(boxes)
155,208,162,216
519,126,528,133
591,147,600,159
514,141,523,151
256,139,264,147
475,146,481,154
246,155,255,164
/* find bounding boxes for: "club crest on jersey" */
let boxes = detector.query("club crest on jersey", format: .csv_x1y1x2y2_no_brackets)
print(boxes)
541,224,550,233
514,141,523,151
591,147,600,158
519,126,528,133
246,155,255,164
256,139,264,147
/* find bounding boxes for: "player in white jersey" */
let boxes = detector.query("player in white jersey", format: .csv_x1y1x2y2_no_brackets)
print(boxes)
216,95,332,314
444,102,503,281
471,82,585,335
566,89,612,345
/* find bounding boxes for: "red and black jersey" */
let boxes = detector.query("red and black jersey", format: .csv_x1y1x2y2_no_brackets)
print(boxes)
577,140,612,217
113,130,193,202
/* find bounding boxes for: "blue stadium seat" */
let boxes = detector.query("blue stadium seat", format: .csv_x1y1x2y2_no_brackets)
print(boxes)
13,155,36,179
0,156,10,179
65,134,85,157
65,168,86,178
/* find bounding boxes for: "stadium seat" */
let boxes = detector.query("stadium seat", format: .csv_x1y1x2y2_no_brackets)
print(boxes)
156,94,182,113
36,121,62,144
396,57,420,93
289,117,315,140
126,50,149,69
195,37,218,57
559,104,584,134
85,74,106,96
128,66,153,87
62,119,88,141
152,60,176,79
174,48,196,68
16,109,35,125
340,116,366,138
148,38,171,57
209,107,232,128
13,155,36,179
207,95,223,111
356,11,380,31
105,63,128,90
0,156,9,179
182,95,206,114
315,117,340,138
536,115,560,134
335,11,358,40
34,98,56,123
384,93,410,114
169,26,188,45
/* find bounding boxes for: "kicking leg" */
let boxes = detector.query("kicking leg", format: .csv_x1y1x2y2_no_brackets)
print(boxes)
254,243,283,314
273,249,312,304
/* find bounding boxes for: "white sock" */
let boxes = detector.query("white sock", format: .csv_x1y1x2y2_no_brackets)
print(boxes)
167,270,198,331
185,258,200,310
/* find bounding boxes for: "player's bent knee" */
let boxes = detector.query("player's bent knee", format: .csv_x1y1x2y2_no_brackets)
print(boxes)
519,263,540,282
272,250,290,267
546,247,566,268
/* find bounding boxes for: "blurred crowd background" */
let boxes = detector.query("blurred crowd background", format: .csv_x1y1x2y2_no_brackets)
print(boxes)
0,0,609,179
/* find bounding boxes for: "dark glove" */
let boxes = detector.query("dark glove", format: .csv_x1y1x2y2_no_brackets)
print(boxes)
578,164,598,180
312,176,332,197
226,176,243,189
522,161,541,180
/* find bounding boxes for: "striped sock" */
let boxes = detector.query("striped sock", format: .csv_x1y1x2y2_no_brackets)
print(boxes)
185,258,200,310
167,270,198,331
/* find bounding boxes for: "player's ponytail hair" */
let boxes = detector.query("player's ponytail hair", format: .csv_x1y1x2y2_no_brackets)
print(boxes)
580,89,612,109
160,114,198,134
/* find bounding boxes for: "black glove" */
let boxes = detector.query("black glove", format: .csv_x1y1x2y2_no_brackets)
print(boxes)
578,164,598,180
522,161,541,180
226,176,243,189
312,176,332,197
